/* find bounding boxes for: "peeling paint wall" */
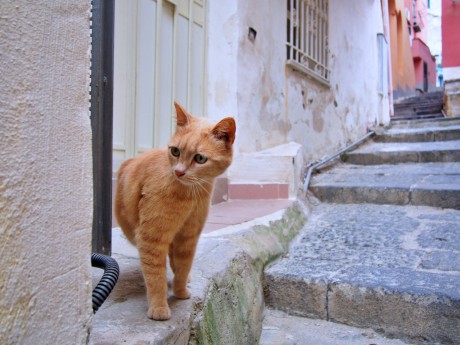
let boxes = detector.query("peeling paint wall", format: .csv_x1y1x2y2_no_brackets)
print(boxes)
0,2,93,344
288,0,389,163
207,0,389,180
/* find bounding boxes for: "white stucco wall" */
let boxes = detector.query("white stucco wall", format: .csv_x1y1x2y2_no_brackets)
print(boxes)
207,0,389,181
287,0,389,162
206,0,240,146
0,2,93,344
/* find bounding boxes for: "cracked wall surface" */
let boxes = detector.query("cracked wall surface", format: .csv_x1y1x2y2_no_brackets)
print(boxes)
206,0,390,188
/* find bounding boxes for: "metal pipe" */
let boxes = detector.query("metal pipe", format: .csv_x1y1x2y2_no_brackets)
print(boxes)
303,131,375,193
91,0,115,255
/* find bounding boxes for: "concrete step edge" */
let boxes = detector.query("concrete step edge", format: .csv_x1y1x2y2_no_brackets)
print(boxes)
264,270,460,344
310,184,460,209
347,149,460,165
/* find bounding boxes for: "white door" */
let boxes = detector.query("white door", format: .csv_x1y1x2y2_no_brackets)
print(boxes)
112,0,206,171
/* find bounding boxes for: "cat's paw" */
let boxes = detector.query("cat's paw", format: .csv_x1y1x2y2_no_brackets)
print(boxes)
173,287,191,299
148,306,171,321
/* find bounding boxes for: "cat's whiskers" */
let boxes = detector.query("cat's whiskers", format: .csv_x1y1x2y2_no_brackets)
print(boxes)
190,177,212,197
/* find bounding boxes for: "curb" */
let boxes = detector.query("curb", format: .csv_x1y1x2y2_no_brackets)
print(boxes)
89,201,308,345
189,201,308,344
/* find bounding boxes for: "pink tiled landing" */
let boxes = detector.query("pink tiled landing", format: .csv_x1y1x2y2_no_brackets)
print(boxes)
228,183,289,200
203,199,294,233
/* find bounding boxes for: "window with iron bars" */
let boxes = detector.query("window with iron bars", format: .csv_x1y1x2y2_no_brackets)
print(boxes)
286,0,330,86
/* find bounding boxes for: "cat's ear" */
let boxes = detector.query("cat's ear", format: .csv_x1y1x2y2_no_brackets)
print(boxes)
174,101,191,127
212,117,236,145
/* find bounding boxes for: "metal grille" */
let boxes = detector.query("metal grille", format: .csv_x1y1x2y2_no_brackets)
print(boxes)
287,0,330,85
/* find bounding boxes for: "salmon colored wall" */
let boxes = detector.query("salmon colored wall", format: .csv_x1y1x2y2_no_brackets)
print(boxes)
412,38,437,91
442,0,460,68
389,0,416,98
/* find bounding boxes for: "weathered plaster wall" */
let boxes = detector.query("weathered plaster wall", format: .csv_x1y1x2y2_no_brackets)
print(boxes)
207,0,389,191
207,0,288,155
0,2,93,344
206,0,240,148
287,0,388,163
235,0,288,153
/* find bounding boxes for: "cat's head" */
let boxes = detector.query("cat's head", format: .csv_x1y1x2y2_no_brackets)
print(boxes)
167,102,236,186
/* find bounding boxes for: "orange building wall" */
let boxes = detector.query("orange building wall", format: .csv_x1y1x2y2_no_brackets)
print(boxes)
389,0,416,99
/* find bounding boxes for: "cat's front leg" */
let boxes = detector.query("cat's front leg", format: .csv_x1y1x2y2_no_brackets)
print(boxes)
137,232,172,321
170,218,204,299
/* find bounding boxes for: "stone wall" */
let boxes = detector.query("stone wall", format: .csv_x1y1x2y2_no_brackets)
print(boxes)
444,79,460,117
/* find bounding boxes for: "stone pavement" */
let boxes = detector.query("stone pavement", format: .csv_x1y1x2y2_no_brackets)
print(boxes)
264,203,460,344
264,117,460,345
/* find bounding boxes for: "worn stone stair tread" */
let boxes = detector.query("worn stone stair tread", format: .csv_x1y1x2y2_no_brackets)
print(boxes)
346,140,460,164
260,308,409,345
264,203,460,344
376,125,460,142
310,162,460,208
390,116,460,128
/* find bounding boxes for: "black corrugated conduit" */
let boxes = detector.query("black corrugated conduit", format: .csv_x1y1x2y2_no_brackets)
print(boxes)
91,253,119,313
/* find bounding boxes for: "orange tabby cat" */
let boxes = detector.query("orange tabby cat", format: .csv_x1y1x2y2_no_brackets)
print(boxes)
115,102,236,320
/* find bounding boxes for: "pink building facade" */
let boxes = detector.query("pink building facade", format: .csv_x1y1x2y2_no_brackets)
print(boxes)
410,0,437,93
442,0,460,116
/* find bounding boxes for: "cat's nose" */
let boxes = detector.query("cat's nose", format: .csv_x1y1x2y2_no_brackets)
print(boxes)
174,169,185,177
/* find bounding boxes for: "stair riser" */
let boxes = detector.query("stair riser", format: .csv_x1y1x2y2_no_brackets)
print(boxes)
347,150,460,165
390,118,460,128
264,275,327,319
264,276,460,345
329,283,460,345
375,130,460,143
310,186,460,209
394,108,443,116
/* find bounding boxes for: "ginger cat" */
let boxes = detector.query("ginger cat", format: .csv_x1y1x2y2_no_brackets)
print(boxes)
115,102,236,320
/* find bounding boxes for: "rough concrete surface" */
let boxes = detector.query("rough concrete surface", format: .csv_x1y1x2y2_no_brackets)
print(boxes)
89,201,307,345
375,123,460,143
310,162,460,209
0,2,93,344
347,140,460,164
264,203,460,344
260,309,410,345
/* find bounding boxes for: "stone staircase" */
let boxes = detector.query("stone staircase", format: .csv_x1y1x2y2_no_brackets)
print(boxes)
263,117,460,344
392,91,444,121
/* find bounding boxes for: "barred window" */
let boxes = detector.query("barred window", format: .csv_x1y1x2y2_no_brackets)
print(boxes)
287,0,330,85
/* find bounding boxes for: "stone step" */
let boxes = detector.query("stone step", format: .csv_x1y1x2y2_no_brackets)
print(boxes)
264,203,460,345
261,309,409,345
345,140,460,164
393,92,444,119
375,124,460,143
310,162,460,209
391,113,444,122
390,116,460,129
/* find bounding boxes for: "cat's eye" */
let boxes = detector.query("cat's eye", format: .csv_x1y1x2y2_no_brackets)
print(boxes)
194,154,208,164
170,147,180,157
